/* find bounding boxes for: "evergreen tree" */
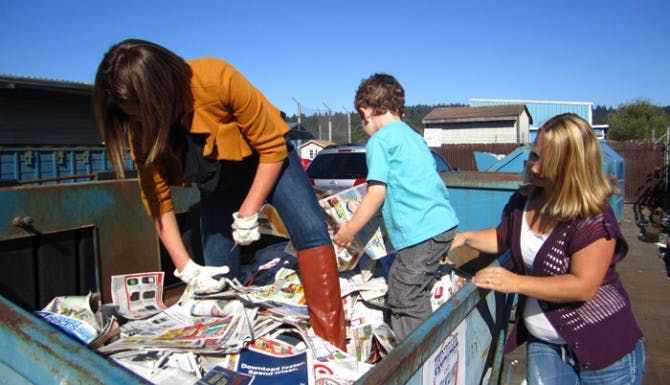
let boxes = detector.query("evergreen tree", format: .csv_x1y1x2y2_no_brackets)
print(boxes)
607,100,670,141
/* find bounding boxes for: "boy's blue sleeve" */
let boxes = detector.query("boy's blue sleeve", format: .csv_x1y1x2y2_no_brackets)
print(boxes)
365,139,388,184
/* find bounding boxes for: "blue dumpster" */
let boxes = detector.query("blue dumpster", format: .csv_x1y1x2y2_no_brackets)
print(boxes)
473,142,625,222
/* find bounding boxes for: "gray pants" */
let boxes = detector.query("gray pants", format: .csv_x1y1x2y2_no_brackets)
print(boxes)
387,227,456,341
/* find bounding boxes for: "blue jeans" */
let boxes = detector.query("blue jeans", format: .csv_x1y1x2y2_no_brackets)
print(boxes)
527,338,645,385
199,144,330,277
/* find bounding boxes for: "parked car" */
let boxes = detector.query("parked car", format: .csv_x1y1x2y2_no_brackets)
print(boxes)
305,144,454,194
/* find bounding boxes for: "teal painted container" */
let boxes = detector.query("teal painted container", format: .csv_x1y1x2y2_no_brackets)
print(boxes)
0,146,135,185
473,142,625,222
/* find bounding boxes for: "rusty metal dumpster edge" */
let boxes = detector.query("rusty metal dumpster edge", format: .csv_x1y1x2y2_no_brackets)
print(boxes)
354,252,514,385
0,295,151,384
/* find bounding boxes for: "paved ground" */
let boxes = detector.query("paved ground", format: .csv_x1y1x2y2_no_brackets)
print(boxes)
503,204,669,385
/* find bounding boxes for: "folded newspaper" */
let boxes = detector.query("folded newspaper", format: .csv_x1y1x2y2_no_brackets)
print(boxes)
34,292,121,348
318,184,393,271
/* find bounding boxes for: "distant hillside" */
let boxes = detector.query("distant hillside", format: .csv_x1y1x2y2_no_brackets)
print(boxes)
285,102,669,143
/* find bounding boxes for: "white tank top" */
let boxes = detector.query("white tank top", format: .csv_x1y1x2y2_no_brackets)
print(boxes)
520,206,566,344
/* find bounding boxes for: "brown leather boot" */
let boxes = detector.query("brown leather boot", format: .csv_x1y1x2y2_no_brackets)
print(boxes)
297,244,346,350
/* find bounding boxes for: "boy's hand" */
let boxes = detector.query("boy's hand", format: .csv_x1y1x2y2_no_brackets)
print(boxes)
449,232,466,251
334,222,355,248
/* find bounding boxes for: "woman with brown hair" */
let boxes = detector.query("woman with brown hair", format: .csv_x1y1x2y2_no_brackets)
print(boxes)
93,39,345,349
450,113,644,384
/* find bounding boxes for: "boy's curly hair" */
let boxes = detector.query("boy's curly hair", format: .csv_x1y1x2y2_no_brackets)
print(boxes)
354,73,405,117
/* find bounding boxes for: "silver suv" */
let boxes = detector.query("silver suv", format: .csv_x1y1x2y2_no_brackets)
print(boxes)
305,144,453,194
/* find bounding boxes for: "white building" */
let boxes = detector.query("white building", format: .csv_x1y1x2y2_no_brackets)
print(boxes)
298,139,332,168
422,104,532,145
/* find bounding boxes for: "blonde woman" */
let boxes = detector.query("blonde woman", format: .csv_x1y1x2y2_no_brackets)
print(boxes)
450,113,644,384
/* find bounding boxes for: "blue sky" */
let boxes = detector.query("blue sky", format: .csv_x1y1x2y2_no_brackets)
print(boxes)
1,0,668,115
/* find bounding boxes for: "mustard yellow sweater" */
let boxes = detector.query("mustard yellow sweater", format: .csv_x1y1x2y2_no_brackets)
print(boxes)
131,57,289,216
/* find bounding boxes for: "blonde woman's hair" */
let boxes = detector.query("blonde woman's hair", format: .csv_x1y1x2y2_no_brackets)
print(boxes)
525,113,612,220
93,39,193,177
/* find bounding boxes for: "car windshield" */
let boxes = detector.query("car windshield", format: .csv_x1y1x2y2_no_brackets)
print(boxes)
306,153,367,179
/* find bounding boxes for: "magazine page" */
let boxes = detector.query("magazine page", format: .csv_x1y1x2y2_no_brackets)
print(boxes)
234,347,313,385
119,303,193,338
250,335,301,356
88,316,121,349
347,324,374,363
110,350,200,385
431,266,469,312
258,203,289,239
34,310,99,345
196,365,254,385
35,292,105,345
255,267,305,306
111,272,167,320
313,348,374,385
40,292,101,331
318,184,393,271
99,314,245,354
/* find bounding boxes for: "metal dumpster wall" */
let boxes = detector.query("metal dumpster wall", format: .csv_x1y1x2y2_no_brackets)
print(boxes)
354,252,513,385
0,179,199,304
0,180,200,383
0,295,151,385
441,171,521,231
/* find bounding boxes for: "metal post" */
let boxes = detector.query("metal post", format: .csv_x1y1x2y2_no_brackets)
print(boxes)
316,108,322,140
343,106,352,144
323,103,332,142
291,97,302,126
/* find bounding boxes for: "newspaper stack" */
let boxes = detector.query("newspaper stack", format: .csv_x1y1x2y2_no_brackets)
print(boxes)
35,185,469,385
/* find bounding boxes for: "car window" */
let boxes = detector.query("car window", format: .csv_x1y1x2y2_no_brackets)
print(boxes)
306,153,368,179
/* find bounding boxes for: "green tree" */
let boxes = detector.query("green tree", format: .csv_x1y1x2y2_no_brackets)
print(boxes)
593,104,614,124
607,100,670,141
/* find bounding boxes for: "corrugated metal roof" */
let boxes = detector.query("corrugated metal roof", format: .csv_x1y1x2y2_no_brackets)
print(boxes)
470,98,592,128
0,74,92,94
422,104,531,124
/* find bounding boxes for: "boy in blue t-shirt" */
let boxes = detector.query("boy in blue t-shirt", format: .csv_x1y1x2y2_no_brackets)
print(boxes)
334,73,459,341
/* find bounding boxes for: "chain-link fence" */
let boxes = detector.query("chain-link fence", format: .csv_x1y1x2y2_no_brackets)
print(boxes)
285,105,366,144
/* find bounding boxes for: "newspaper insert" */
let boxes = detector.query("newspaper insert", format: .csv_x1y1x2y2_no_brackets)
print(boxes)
111,272,167,320
319,184,393,271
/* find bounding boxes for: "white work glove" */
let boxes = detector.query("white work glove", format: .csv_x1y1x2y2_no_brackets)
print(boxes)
174,260,229,301
232,211,260,246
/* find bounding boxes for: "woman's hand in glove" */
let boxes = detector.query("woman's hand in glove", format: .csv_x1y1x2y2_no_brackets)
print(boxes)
174,259,229,301
232,211,260,245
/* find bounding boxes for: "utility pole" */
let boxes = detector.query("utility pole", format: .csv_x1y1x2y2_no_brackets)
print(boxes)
343,106,351,144
316,108,322,140
323,103,332,142
291,97,302,126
